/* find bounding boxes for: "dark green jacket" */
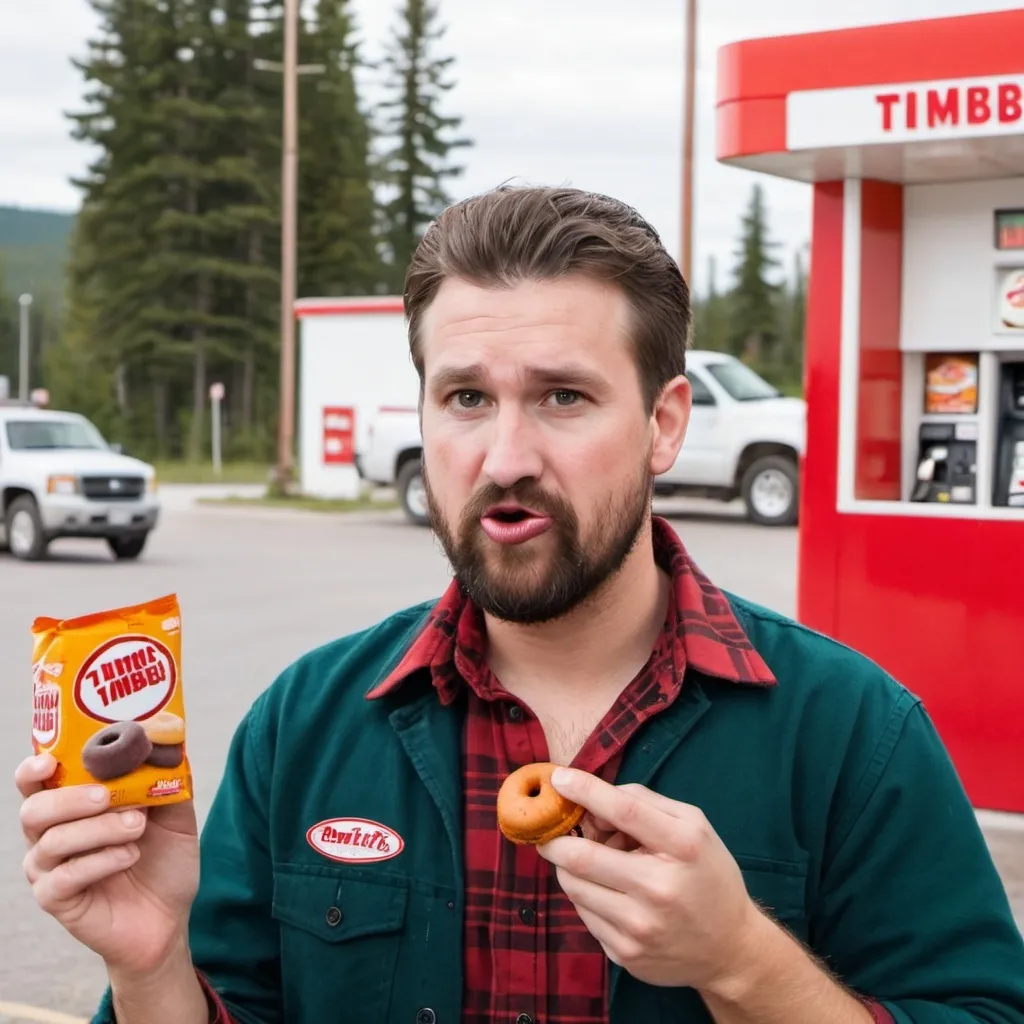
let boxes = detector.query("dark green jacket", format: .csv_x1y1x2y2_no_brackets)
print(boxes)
94,594,1024,1023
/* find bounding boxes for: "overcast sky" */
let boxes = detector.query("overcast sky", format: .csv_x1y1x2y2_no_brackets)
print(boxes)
2,0,1018,296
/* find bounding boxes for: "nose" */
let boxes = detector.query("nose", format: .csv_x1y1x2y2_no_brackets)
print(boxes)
481,406,544,490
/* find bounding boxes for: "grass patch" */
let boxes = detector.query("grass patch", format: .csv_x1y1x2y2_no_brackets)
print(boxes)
153,461,272,484
198,493,397,514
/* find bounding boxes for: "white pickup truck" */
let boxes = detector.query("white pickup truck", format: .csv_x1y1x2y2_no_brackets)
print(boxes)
0,402,161,561
357,350,806,528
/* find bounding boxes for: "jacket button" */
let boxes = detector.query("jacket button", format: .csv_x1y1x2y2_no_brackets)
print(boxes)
518,906,536,925
325,906,343,926
416,1010,436,1024
516,1014,534,1024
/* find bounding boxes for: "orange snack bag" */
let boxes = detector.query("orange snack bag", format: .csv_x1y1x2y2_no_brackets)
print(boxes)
31,593,192,808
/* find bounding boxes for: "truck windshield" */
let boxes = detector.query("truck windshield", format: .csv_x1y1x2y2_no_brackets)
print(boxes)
704,360,781,401
5,419,109,451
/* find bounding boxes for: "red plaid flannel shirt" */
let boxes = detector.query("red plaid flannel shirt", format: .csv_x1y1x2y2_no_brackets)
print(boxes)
197,517,894,1024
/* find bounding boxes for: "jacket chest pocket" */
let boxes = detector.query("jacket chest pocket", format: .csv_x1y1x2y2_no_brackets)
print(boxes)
272,867,408,1022
737,856,810,943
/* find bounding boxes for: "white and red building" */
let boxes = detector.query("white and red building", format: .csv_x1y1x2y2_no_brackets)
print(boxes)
718,9,1024,812
294,297,414,500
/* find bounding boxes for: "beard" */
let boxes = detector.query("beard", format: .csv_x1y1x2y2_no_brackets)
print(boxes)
424,457,653,625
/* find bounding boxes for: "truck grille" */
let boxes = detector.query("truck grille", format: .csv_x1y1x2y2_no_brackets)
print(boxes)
81,476,145,501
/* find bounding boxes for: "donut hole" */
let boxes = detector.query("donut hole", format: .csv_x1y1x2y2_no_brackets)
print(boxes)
98,732,120,747
527,785,541,798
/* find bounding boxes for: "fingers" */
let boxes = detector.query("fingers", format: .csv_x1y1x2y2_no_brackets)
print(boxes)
571,902,644,969
15,753,58,799
538,834,642,893
580,816,640,851
554,770,710,858
551,769,677,853
32,843,141,915
20,782,112,848
615,783,695,821
553,864,634,925
554,865,655,943
603,830,639,852
27,809,148,878
146,799,197,838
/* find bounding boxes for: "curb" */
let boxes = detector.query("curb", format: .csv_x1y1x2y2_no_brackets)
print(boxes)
0,1003,88,1024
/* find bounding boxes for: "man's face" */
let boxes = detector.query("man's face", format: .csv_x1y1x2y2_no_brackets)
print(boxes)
419,275,689,624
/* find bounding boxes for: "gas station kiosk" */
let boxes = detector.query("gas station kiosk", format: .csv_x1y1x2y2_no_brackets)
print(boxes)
717,8,1024,813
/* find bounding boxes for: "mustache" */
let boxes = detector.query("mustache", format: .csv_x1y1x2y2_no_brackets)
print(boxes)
462,481,574,522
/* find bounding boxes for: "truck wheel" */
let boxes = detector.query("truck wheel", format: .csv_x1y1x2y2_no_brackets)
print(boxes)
6,496,48,561
741,455,799,527
396,458,430,527
107,532,149,561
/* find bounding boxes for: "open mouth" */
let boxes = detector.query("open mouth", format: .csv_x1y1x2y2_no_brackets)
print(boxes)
484,505,537,523
479,503,554,544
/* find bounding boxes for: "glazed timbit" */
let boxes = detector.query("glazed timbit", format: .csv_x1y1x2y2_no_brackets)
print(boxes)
496,762,585,845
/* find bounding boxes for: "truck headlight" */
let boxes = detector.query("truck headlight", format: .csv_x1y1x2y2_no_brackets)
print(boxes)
47,475,79,495
147,475,159,494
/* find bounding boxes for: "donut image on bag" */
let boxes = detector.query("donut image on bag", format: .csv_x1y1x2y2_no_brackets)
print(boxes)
31,593,192,808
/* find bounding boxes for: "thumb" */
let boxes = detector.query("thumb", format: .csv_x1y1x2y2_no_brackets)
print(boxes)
147,799,198,838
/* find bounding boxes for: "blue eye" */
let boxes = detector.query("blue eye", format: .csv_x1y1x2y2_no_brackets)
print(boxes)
551,390,581,406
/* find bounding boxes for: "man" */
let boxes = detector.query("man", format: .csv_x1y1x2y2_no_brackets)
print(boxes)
16,186,1024,1024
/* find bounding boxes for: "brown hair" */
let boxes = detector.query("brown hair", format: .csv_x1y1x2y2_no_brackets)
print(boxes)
403,184,691,412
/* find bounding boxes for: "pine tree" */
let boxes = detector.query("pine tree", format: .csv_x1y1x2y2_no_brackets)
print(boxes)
57,0,399,463
692,253,730,353
62,0,173,444
728,183,782,372
377,0,471,290
297,0,384,298
147,0,283,462
64,0,281,461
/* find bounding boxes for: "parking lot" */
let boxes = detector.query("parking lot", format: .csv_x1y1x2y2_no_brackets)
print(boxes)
0,490,1020,1022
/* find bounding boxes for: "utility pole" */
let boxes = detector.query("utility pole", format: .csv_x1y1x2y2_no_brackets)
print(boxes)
680,0,697,286
254,0,325,492
18,293,32,402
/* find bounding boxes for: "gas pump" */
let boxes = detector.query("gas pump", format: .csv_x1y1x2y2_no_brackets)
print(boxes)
993,362,1024,508
911,422,978,504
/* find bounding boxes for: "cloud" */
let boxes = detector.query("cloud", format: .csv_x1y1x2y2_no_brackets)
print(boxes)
2,0,1020,295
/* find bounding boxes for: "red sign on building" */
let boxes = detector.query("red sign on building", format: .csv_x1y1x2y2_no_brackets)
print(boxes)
322,406,355,465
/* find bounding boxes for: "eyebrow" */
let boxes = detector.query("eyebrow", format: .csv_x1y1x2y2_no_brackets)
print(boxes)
427,363,611,396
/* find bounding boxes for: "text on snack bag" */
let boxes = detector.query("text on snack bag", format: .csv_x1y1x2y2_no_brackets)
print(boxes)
87,645,167,706
74,635,178,723
32,685,60,746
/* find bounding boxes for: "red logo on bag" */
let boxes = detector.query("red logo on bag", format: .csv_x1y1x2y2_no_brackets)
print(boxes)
74,635,177,723
306,817,405,864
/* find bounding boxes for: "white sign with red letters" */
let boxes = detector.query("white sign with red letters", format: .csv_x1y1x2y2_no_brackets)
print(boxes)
786,73,1024,151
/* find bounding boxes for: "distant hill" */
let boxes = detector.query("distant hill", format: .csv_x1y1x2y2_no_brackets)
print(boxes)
0,206,76,304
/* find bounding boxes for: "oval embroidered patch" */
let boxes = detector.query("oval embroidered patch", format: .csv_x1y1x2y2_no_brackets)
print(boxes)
306,817,405,864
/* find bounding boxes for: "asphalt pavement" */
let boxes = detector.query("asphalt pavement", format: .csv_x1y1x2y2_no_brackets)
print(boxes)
0,488,1019,1021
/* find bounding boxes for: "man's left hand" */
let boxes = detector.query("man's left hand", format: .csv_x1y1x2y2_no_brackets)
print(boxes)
536,767,767,992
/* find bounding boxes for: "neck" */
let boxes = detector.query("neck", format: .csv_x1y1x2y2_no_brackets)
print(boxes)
483,517,670,704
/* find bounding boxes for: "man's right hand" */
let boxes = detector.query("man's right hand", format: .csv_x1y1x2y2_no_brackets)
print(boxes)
16,753,200,978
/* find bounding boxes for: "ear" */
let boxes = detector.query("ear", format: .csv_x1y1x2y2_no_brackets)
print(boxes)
649,374,691,477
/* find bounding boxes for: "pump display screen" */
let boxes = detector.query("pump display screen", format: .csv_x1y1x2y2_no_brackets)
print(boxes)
995,210,1024,250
